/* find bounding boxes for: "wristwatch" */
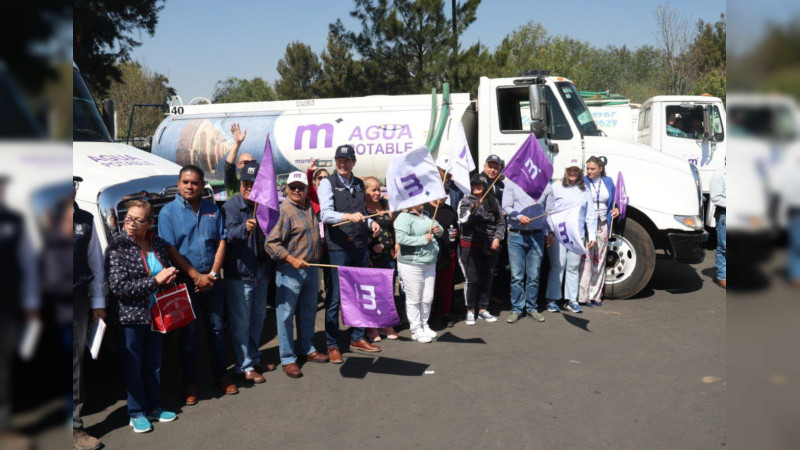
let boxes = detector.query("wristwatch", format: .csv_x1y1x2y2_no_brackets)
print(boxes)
209,271,218,279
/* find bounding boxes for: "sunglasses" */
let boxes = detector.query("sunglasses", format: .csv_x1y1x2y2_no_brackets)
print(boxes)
316,176,326,180
288,185,305,192
124,217,149,225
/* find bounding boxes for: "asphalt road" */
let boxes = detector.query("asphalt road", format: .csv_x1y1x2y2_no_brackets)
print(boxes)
80,250,726,449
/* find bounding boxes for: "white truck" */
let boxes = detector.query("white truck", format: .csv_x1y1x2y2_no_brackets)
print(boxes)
152,74,707,299
589,94,726,226
73,63,199,251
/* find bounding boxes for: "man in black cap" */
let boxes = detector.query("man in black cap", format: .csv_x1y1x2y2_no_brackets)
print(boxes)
222,161,274,385
317,144,382,362
481,155,510,305
71,176,106,450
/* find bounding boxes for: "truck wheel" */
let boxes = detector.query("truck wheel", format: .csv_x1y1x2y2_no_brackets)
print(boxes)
603,218,656,300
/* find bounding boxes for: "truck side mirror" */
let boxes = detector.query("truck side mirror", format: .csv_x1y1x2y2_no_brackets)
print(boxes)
529,85,548,139
702,105,713,142
102,99,117,141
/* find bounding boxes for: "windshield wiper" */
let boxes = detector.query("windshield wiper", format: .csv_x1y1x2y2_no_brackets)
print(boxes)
74,128,111,142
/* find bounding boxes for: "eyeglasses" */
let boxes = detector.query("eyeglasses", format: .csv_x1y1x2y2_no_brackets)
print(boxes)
288,185,305,192
124,217,149,225
316,176,326,181
238,160,255,167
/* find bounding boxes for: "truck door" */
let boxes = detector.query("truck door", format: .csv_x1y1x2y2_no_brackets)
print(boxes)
661,102,725,190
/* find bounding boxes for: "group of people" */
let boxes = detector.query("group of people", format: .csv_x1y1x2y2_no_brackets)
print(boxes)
70,122,626,446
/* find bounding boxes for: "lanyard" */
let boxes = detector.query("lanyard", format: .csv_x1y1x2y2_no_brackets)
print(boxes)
590,178,602,209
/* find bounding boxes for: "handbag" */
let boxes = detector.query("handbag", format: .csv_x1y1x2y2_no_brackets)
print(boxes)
139,245,196,333
150,283,195,333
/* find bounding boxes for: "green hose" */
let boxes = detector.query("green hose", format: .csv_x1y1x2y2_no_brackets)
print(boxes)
428,83,450,153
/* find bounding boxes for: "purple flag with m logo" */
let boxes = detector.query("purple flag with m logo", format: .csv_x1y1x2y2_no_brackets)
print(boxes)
502,134,553,202
339,266,400,328
614,171,629,220
249,133,281,236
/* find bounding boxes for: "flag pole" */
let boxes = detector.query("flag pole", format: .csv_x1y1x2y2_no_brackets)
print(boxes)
428,166,451,234
331,211,390,227
307,263,339,268
248,204,259,238
472,174,502,211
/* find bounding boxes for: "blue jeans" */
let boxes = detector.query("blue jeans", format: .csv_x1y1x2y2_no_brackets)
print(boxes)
716,213,726,281
276,265,319,365
508,231,545,313
326,248,369,348
546,237,583,302
180,280,227,386
226,266,268,373
789,210,800,282
119,325,163,418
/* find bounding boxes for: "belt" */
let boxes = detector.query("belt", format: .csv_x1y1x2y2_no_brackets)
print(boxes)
716,207,726,214
459,239,483,250
509,229,543,235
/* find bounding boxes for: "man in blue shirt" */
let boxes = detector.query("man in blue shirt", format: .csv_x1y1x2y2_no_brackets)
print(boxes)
317,144,382,361
159,165,235,405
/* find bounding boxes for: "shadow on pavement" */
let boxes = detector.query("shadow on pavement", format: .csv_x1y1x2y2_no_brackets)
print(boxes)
339,356,428,379
562,313,591,332
435,332,486,344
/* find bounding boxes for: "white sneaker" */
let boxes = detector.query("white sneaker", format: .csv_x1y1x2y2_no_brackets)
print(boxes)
465,311,476,325
421,325,437,339
411,331,432,343
478,310,497,322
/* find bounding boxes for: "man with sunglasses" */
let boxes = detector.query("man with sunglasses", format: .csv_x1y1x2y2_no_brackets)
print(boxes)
71,176,106,450
266,172,330,378
223,122,255,200
317,144,382,361
222,161,274,385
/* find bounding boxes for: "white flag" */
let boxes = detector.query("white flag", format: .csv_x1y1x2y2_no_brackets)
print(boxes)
445,122,476,195
386,146,448,212
546,205,586,255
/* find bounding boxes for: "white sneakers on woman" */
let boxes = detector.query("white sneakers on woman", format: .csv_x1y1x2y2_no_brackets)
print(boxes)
411,324,437,343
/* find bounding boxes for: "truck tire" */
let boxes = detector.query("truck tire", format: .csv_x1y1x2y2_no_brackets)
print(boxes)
603,218,656,300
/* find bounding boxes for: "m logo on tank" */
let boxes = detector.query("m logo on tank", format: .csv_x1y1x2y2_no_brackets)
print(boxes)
339,266,400,328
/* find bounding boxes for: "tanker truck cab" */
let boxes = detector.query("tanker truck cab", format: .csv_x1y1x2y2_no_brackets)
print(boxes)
73,63,205,249
476,75,707,299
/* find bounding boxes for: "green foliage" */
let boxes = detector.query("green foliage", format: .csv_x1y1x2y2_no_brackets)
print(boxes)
693,69,726,101
74,0,165,97
106,61,173,142
317,31,364,97
275,42,322,100
212,77,277,103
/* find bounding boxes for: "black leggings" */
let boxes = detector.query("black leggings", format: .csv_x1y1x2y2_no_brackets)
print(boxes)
458,245,499,310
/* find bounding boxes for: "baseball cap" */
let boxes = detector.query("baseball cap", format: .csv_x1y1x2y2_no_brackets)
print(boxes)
240,161,260,182
485,154,504,168
73,176,84,182
286,171,308,186
470,173,489,187
566,158,582,169
334,144,357,160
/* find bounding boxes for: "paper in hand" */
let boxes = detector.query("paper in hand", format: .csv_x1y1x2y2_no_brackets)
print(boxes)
87,317,107,360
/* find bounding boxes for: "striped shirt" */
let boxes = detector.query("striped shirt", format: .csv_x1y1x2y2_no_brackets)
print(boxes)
265,198,322,263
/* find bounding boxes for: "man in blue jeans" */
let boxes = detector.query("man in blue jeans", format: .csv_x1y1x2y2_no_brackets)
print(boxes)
710,162,726,289
223,161,274,385
318,144,382,362
159,165,236,405
501,180,554,323
266,171,330,378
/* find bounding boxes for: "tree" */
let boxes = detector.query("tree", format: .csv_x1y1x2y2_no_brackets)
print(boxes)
74,0,164,97
106,61,174,144
691,14,726,74
275,42,322,100
653,1,699,94
212,77,277,103
332,0,480,95
317,31,364,98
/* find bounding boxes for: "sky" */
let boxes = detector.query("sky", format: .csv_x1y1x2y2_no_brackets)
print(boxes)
131,0,727,102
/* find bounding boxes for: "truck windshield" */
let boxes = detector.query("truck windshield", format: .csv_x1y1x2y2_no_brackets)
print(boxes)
555,82,603,137
73,69,112,142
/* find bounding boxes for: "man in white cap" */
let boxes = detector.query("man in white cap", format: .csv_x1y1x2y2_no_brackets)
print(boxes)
266,171,330,378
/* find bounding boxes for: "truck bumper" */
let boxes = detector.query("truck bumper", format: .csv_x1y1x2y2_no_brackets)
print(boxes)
668,231,708,264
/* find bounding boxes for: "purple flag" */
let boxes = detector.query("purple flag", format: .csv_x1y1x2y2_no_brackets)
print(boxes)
339,266,400,328
502,134,553,202
614,171,629,220
248,133,280,236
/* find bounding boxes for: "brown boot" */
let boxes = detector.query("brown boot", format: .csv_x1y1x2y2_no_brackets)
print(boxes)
72,429,101,450
327,347,343,364
717,279,726,289
282,363,303,378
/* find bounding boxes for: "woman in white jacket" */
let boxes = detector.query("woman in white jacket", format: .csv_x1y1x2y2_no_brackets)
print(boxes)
545,159,596,314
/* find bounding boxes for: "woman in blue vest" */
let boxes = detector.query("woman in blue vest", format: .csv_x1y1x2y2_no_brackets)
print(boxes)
106,199,180,433
578,156,619,306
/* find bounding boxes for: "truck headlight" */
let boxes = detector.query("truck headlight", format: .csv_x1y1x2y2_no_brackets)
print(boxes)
674,215,704,230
